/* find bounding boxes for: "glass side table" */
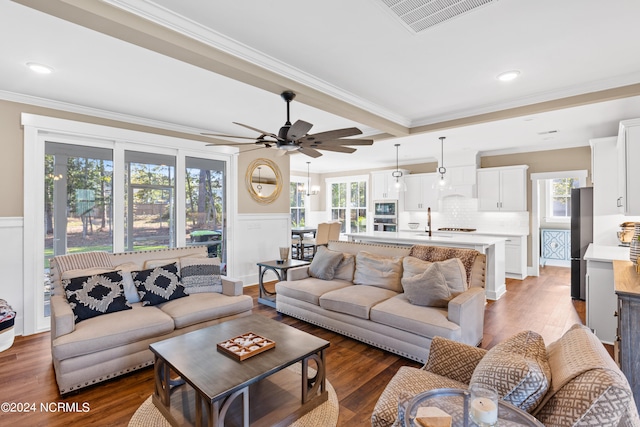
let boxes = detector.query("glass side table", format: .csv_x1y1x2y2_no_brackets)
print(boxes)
402,388,544,427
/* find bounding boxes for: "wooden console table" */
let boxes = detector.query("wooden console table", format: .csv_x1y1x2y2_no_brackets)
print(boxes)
612,260,640,411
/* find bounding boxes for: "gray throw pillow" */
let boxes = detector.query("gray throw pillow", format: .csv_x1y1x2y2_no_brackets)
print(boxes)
401,263,452,307
353,251,404,292
309,246,344,280
402,256,467,294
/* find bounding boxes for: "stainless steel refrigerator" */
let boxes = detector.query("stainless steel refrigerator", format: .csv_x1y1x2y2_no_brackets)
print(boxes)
570,187,593,300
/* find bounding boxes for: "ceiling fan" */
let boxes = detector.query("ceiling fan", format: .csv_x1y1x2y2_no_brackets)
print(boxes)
202,91,374,158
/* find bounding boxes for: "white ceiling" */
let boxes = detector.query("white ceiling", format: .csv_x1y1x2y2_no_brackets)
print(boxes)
2,0,640,173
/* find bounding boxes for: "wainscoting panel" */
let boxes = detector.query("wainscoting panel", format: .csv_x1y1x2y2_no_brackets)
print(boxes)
0,217,24,336
232,214,291,286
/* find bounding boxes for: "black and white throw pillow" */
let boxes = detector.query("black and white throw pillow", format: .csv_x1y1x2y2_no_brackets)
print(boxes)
62,271,131,323
132,263,187,306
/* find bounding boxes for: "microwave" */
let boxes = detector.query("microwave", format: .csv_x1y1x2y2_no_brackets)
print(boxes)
374,200,397,217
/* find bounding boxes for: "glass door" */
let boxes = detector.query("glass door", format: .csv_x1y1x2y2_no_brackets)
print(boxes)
44,142,113,317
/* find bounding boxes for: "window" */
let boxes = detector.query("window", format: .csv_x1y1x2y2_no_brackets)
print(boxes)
24,114,232,334
290,177,306,227
547,178,580,221
327,176,367,233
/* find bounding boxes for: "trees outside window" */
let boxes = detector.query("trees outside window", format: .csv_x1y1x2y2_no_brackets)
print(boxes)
290,178,306,227
328,176,367,233
547,178,579,220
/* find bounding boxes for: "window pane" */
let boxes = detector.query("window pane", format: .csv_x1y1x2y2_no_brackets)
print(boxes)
125,151,176,251
185,157,225,261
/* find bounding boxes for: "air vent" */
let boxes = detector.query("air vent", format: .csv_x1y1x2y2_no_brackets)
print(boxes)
537,130,559,135
376,0,497,33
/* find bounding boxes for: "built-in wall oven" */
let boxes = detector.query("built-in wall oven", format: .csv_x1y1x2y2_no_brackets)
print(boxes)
373,200,398,232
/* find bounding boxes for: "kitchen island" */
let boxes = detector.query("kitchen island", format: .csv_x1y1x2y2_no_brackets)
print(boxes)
344,231,507,300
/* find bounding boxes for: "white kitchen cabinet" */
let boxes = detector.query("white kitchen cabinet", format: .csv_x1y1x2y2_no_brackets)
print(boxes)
504,235,527,279
586,259,617,344
371,170,407,201
616,119,640,215
404,173,439,211
477,165,528,212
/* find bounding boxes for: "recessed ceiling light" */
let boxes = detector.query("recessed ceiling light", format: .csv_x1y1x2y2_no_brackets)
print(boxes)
26,62,53,74
496,70,520,82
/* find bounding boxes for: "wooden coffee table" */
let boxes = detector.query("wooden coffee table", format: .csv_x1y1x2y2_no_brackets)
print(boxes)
150,314,330,427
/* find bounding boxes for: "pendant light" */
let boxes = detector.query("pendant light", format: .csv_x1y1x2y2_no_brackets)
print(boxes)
391,143,407,191
256,166,263,196
434,136,451,191
306,162,319,196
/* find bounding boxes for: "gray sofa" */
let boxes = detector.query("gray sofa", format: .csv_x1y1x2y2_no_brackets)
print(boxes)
276,240,486,363
49,246,253,394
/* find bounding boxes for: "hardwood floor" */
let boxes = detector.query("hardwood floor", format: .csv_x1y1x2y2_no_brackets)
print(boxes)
0,266,584,426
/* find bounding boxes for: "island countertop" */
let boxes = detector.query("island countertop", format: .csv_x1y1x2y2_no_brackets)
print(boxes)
344,231,507,250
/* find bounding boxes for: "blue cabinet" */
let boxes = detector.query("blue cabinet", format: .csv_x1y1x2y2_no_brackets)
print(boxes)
541,229,570,265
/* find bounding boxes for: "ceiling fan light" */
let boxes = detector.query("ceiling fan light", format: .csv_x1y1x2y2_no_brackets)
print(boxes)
497,70,520,82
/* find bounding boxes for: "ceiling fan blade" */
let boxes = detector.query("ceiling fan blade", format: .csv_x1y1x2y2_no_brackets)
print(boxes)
233,122,281,140
311,145,357,153
287,120,313,141
299,127,363,143
206,141,262,146
306,138,374,146
298,147,323,158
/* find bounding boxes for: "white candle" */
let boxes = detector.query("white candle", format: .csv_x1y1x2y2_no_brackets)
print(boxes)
470,397,498,425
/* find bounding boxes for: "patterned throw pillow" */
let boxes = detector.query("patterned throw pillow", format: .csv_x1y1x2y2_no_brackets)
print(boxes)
470,330,551,412
180,257,222,294
62,271,131,323
132,263,188,306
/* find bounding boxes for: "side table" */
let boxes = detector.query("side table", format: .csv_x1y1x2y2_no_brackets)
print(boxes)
402,388,544,427
257,259,310,308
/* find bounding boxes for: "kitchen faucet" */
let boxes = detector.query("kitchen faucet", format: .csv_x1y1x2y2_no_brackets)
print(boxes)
427,207,432,237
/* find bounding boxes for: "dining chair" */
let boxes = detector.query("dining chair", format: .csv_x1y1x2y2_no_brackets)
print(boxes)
300,222,331,260
328,221,341,242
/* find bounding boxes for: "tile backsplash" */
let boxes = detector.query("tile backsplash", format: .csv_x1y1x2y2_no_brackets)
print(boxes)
399,195,530,234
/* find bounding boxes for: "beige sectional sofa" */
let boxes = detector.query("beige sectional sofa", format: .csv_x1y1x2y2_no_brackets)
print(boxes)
372,324,640,427
49,246,253,394
276,240,486,363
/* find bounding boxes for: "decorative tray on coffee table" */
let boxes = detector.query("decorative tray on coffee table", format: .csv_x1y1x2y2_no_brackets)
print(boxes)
217,332,275,361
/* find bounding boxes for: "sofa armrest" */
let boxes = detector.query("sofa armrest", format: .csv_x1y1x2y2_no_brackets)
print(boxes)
285,266,310,281
50,294,75,339
422,336,487,384
221,276,244,296
447,286,485,346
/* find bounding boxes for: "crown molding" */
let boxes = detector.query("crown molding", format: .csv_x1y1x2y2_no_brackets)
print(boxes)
103,0,410,128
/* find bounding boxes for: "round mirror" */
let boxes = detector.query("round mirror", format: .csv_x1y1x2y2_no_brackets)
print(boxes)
245,158,282,204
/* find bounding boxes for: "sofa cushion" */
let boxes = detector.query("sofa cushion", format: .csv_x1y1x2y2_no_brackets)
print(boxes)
52,304,175,360
132,263,188,306
62,271,132,323
276,278,352,306
401,263,451,307
144,257,181,269
370,294,460,340
371,366,467,427
319,286,398,319
309,246,344,280
470,330,551,413
159,293,253,329
334,253,355,281
353,251,403,292
179,256,222,294
403,257,468,293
